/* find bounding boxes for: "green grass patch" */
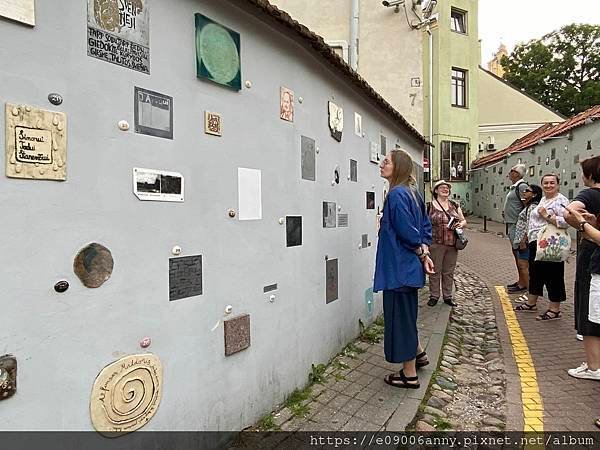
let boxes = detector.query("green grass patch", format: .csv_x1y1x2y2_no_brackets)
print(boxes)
359,316,385,344
343,342,366,356
308,363,327,384
257,413,280,431
285,388,312,418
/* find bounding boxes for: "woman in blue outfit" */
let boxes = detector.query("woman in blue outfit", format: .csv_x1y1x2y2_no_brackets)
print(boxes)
374,149,434,389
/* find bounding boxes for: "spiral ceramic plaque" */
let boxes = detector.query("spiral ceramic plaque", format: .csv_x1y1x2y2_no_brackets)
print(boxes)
5,103,67,180
90,353,162,435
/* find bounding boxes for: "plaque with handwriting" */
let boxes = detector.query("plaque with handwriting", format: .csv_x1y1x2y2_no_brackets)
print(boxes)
0,0,35,26
5,104,67,181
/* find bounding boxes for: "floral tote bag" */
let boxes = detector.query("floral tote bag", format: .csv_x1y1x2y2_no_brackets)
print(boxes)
535,224,571,262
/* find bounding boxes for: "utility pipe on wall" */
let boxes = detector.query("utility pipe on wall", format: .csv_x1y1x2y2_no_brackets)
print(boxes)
427,23,433,192
350,0,359,70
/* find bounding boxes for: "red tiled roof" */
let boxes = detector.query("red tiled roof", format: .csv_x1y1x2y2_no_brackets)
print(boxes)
472,105,600,169
230,0,430,146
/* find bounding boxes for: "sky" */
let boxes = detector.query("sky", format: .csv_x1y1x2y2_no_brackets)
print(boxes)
478,0,600,64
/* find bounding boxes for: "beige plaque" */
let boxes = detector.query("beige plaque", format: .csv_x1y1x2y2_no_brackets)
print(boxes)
90,353,162,436
204,111,222,136
5,103,67,180
0,0,35,26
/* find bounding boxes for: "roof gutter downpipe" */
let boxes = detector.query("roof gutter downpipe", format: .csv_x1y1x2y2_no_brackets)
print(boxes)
427,23,433,193
350,0,359,70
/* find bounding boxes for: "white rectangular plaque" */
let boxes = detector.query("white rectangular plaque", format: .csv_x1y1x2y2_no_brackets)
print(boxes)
238,168,262,220
133,168,184,202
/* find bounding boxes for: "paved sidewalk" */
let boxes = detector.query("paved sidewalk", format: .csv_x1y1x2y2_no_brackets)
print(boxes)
462,216,599,431
239,288,451,442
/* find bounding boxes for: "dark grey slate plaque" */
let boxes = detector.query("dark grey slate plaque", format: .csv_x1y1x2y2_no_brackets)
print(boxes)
323,202,336,228
366,192,375,210
169,255,202,301
286,216,302,247
350,159,357,182
301,136,316,181
326,259,338,304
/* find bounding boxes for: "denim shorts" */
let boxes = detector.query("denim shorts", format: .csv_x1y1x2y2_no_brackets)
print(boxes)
517,247,529,261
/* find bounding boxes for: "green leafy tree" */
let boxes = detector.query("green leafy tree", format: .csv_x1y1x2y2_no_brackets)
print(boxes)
500,24,600,116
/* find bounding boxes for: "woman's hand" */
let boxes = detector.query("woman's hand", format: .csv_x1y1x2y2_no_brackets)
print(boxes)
519,240,527,250
565,205,597,228
538,206,549,220
422,255,434,274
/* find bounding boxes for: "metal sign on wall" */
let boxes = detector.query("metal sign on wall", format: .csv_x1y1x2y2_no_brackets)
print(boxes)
87,0,150,74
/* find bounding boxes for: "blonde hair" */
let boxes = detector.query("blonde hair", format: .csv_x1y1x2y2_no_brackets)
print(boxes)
387,149,416,190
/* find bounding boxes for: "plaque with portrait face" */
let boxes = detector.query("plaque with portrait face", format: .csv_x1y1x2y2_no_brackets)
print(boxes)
280,87,294,122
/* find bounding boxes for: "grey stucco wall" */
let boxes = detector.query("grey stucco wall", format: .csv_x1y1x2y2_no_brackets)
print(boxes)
0,0,424,431
472,121,600,222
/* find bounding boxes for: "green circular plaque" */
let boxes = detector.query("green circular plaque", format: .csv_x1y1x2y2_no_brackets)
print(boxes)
198,23,240,84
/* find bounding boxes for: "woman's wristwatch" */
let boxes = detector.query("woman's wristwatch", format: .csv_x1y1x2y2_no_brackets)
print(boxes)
578,221,589,232
419,251,431,260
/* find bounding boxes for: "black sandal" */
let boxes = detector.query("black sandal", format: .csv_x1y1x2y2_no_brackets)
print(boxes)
384,369,420,389
416,351,429,368
514,303,537,312
427,297,439,306
536,310,561,321
443,298,458,307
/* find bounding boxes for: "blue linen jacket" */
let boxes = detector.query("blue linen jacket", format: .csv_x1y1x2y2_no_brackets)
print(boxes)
374,185,432,292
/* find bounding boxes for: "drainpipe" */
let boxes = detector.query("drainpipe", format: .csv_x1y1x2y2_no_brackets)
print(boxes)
350,0,359,70
426,23,433,192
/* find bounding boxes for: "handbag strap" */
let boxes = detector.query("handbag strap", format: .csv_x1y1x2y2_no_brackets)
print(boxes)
435,198,453,220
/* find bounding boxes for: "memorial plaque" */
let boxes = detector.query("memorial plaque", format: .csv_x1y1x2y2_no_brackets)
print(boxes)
326,259,338,303
365,287,374,316
90,353,162,435
5,103,67,180
204,111,222,136
286,216,302,247
195,14,241,90
133,168,184,202
338,214,349,227
134,87,173,139
280,87,294,122
224,314,251,356
301,136,316,181
73,243,114,288
350,159,357,182
361,234,368,248
370,141,379,163
328,101,343,142
380,135,387,156
0,354,17,401
323,201,336,228
169,255,202,301
366,192,375,210
87,0,150,74
354,112,362,137
0,0,34,26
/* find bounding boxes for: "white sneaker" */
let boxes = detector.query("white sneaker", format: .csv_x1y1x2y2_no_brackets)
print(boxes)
568,363,600,380
576,334,584,341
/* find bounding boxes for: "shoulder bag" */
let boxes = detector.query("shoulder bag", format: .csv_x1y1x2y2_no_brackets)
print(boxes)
435,199,468,250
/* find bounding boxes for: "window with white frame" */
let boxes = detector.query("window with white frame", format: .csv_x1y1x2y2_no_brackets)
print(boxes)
451,68,467,107
450,8,467,34
441,141,467,181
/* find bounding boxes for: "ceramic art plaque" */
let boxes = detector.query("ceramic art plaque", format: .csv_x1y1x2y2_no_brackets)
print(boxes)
224,314,251,356
328,101,343,142
280,87,294,122
5,104,67,180
301,136,315,181
90,353,162,436
74,243,114,288
87,0,150,74
204,111,222,136
195,14,241,90
0,0,35,26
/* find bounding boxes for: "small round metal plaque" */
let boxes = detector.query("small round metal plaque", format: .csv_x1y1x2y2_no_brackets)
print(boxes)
54,280,69,293
48,93,63,106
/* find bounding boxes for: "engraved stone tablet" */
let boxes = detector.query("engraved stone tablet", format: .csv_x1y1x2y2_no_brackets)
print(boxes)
224,314,251,356
90,354,162,436
5,103,67,180
73,243,114,288
169,255,202,301
0,0,35,26
0,354,17,401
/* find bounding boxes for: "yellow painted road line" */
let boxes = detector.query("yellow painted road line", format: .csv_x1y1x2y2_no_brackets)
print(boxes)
496,286,544,433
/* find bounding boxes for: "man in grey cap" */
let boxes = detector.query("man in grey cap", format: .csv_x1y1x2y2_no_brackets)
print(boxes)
504,164,529,292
